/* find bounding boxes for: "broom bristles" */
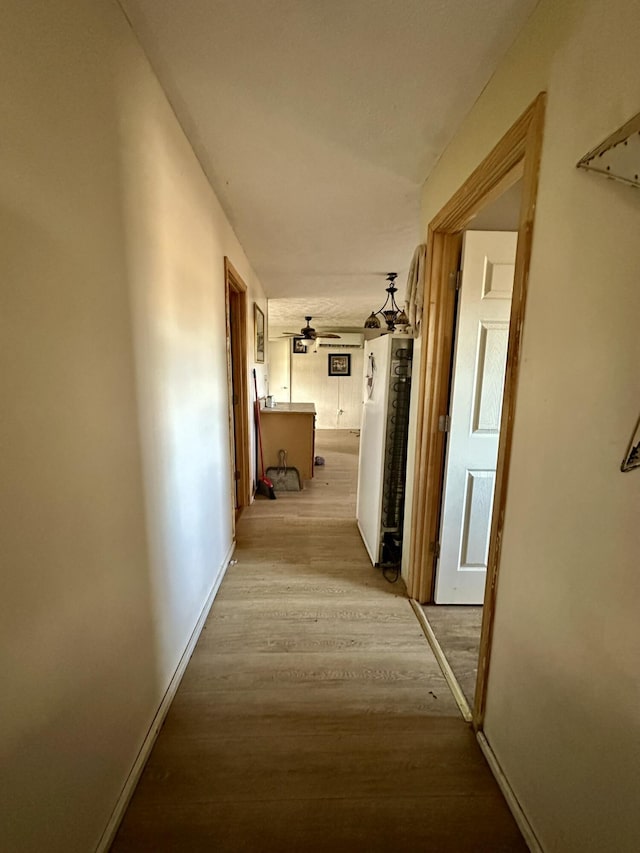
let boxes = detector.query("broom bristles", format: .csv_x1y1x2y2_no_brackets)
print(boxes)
256,476,276,500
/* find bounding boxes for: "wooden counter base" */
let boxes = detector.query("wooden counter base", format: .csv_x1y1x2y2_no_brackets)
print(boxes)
260,403,316,481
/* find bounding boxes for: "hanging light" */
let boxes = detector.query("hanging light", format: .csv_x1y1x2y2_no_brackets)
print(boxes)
363,273,409,332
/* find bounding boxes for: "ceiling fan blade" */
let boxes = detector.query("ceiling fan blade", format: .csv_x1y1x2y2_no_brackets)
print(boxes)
280,318,343,340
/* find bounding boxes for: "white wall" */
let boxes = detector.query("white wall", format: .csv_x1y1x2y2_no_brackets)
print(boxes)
417,0,640,849
291,347,365,429
0,2,265,850
268,338,291,403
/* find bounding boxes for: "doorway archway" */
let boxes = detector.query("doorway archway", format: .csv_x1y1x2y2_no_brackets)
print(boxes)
225,257,252,532
407,94,546,726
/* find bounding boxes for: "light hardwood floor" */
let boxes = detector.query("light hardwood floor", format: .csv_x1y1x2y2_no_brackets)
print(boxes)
112,430,525,852
421,605,484,707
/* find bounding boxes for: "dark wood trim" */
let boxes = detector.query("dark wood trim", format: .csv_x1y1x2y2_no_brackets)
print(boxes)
224,257,251,530
406,94,547,730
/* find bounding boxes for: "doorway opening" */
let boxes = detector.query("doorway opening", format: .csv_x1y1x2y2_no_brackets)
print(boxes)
407,94,546,728
422,182,521,712
225,257,251,531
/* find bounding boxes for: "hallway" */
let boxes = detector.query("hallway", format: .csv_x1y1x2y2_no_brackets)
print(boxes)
112,432,525,852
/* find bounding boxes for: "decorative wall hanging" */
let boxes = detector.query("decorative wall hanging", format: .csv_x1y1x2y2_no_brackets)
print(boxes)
328,353,351,377
405,244,427,334
254,304,265,363
292,337,307,354
366,352,376,399
577,111,640,188
621,415,640,472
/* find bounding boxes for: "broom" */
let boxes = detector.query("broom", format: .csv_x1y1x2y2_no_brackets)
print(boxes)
252,369,276,499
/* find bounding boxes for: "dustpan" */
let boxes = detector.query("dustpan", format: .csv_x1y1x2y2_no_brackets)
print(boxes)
266,449,301,492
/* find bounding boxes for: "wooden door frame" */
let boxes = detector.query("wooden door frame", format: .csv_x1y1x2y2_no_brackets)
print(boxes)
224,257,251,529
407,94,546,728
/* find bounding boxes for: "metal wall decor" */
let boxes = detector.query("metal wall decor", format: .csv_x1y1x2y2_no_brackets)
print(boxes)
621,416,640,472
577,111,640,188
578,115,640,472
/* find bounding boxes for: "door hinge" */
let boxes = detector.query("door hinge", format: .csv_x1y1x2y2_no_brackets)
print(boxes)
232,393,239,405
449,269,462,291
438,414,451,433
234,470,241,481
430,541,441,559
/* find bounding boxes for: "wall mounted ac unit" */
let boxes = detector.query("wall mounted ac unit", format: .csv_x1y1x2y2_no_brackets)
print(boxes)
317,333,363,349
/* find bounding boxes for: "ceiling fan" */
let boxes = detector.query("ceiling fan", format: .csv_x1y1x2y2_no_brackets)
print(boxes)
280,316,341,344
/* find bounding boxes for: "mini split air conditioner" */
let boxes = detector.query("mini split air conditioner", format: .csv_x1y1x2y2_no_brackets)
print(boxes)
317,333,363,349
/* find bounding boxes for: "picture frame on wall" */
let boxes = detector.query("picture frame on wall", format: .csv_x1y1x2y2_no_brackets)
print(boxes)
328,353,351,376
292,337,307,354
254,304,265,363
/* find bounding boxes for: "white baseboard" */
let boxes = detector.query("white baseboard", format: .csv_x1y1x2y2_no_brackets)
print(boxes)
409,598,473,722
95,540,236,853
476,732,543,853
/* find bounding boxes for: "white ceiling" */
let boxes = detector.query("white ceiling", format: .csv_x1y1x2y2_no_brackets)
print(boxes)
121,0,538,326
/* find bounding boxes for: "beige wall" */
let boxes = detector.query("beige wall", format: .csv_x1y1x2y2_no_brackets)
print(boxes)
418,0,640,849
0,1,265,850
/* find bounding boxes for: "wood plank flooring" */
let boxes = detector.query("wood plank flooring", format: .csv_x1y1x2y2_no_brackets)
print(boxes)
112,430,525,852
421,605,484,707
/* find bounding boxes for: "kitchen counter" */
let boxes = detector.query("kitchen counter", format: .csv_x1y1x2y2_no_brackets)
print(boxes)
259,402,316,482
260,402,316,414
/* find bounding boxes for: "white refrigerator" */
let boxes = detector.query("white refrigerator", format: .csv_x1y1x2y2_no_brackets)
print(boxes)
356,334,413,567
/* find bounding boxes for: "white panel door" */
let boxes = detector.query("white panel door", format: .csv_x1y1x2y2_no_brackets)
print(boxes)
336,348,365,429
291,348,364,429
268,339,291,403
435,231,517,604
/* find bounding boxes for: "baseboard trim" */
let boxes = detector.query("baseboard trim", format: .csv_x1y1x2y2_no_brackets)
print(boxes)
476,732,543,853
408,598,473,722
409,596,542,851
95,540,236,853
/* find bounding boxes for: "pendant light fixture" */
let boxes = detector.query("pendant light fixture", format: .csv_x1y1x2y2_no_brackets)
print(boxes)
363,273,409,332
